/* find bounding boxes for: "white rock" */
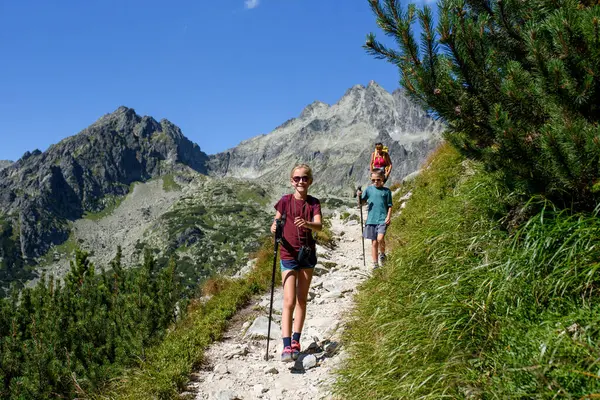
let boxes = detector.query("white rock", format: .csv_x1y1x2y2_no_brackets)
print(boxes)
399,190,413,201
225,345,248,359
214,363,229,375
210,389,240,400
323,280,353,293
321,290,343,300
253,384,268,395
244,316,280,340
311,278,323,289
263,366,279,374
294,354,318,370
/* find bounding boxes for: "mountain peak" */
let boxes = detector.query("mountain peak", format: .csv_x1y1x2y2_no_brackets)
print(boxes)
299,100,330,120
0,107,209,261
114,105,134,114
207,81,443,194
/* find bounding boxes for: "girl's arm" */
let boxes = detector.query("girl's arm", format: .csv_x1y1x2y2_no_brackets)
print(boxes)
308,214,323,231
370,152,375,173
385,153,393,176
270,210,282,233
294,213,322,231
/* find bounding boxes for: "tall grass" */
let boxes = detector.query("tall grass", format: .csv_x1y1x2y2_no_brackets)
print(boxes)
335,143,600,399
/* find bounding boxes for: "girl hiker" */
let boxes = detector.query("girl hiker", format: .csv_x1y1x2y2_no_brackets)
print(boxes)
270,164,322,362
370,142,393,183
357,170,392,269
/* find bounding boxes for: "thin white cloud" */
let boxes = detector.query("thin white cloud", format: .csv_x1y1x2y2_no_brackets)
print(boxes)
245,0,260,9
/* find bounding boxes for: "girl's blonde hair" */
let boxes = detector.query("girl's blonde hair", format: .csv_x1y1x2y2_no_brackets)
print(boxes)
290,163,313,183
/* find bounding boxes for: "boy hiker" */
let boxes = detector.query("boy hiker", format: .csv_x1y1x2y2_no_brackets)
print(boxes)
357,170,392,269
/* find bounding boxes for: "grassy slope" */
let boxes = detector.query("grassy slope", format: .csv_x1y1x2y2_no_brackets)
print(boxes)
335,143,600,399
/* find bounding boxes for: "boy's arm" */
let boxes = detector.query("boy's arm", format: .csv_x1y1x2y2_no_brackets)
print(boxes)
385,191,392,225
385,206,392,225
356,187,367,205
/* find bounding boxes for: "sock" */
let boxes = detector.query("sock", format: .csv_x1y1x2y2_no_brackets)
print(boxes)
283,337,291,348
292,332,301,342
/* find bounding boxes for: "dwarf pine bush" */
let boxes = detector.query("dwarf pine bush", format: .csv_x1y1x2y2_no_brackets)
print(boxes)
366,0,600,211
0,248,182,399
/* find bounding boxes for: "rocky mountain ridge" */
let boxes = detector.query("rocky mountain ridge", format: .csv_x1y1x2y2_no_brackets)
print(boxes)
1,81,443,290
0,106,209,272
0,161,12,171
207,81,443,195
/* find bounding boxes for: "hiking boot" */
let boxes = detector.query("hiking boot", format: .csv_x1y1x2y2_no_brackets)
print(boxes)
378,253,386,266
281,346,294,363
291,340,301,360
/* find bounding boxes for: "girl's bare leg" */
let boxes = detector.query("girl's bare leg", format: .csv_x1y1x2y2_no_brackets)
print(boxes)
281,270,297,338
293,268,314,334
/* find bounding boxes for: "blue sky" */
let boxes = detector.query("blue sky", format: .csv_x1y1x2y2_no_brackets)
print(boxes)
0,0,433,161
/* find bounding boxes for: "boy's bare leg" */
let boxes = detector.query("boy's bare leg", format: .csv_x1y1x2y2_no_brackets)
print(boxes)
377,233,386,255
371,240,379,264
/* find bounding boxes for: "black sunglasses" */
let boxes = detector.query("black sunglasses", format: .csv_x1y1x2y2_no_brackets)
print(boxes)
292,176,310,183
371,178,382,182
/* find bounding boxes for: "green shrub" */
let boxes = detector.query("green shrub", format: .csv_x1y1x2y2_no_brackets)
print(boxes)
162,174,182,192
0,249,182,399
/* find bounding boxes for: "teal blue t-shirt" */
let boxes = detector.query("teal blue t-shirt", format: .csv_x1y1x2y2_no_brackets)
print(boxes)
361,185,393,225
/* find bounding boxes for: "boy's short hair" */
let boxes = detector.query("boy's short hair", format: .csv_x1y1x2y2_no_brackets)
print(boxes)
371,170,385,179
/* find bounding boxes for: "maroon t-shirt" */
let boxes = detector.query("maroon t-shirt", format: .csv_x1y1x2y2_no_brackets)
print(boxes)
274,194,321,261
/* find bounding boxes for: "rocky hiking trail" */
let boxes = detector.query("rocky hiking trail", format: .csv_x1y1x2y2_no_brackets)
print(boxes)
184,208,370,400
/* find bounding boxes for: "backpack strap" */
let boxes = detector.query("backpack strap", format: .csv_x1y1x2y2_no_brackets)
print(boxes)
281,194,293,223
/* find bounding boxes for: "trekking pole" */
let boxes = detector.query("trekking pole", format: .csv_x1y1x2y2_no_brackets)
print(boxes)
265,217,284,361
357,186,366,266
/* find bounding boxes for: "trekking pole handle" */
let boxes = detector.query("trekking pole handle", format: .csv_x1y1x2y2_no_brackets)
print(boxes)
275,218,284,243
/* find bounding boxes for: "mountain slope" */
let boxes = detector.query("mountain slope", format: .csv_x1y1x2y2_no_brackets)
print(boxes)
207,81,443,194
39,173,273,289
0,107,209,270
